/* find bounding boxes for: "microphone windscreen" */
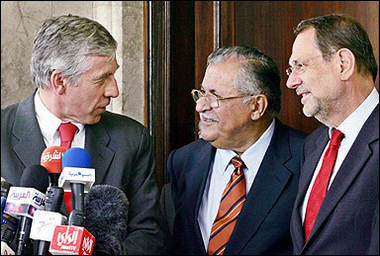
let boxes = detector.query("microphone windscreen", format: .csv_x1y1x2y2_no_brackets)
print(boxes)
20,165,49,192
84,185,129,255
40,146,66,174
62,147,91,169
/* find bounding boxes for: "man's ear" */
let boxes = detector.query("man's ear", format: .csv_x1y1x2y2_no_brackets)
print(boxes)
337,48,355,81
50,70,67,95
250,94,268,121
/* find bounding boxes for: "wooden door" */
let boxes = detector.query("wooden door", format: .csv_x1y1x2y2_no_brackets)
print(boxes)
146,1,379,189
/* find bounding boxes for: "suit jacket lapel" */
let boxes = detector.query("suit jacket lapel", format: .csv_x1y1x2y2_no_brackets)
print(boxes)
185,141,216,254
307,105,379,242
292,128,328,249
12,92,46,180
226,120,294,254
85,120,115,185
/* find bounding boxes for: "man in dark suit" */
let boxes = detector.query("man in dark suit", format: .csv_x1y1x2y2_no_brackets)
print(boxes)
1,15,166,254
286,14,379,254
167,46,307,255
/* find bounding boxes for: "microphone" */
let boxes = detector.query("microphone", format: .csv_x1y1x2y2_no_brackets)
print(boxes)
4,165,49,255
1,222,16,255
84,185,129,255
1,178,17,255
41,146,66,187
49,148,95,255
59,147,95,227
1,178,18,229
30,146,67,255
30,187,67,255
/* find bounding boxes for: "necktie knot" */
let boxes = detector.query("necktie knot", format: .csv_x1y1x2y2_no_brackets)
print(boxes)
231,156,245,168
59,122,78,150
330,129,344,148
231,156,245,175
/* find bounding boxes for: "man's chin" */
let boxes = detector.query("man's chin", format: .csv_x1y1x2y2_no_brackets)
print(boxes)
199,132,216,142
302,105,317,118
83,115,102,125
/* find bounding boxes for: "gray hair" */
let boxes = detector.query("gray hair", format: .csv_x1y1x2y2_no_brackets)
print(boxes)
31,14,117,89
207,46,281,118
294,13,378,82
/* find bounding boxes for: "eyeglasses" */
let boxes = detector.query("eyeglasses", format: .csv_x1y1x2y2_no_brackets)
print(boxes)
285,50,338,76
191,89,250,108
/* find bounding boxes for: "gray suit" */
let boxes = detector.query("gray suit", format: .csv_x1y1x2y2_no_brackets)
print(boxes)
290,105,379,255
1,91,167,254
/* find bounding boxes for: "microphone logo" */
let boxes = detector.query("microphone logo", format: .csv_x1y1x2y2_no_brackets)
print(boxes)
49,226,95,254
4,187,46,218
32,194,45,207
57,229,78,247
8,190,31,201
82,237,93,253
41,150,64,163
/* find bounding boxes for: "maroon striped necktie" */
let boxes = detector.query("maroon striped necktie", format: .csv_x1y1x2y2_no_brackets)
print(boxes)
207,156,246,255
304,129,344,241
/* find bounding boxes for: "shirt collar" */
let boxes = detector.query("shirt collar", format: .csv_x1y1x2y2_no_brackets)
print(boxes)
335,87,379,139
34,90,84,141
215,118,275,175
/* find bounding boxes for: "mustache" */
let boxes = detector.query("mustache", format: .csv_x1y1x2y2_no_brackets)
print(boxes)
200,113,219,122
296,87,309,96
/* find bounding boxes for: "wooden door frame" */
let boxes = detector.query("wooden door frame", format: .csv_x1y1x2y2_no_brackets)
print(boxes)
145,1,171,189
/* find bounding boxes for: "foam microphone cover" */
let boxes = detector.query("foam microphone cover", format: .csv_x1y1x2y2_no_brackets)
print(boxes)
84,185,129,255
20,165,49,191
62,147,91,169
40,146,66,174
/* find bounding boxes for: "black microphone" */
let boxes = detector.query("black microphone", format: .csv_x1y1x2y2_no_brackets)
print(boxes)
30,186,66,255
84,185,129,255
5,165,49,255
1,222,16,255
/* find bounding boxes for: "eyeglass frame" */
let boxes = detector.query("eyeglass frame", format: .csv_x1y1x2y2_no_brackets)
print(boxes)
285,50,338,76
191,89,251,108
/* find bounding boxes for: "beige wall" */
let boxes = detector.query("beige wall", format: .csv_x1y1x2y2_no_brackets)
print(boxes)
1,1,145,125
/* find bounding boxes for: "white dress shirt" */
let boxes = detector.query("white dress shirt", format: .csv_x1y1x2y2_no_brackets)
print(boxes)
198,118,275,249
34,90,85,148
301,88,379,223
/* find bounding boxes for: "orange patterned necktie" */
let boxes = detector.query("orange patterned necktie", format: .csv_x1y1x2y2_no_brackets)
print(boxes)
207,156,246,255
304,129,344,241
58,122,78,214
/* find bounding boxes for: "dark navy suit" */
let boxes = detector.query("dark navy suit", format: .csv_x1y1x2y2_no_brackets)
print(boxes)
290,105,379,255
167,119,307,254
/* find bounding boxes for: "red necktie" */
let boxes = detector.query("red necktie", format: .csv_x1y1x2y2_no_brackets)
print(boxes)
58,122,78,214
304,129,344,241
207,156,246,255
59,123,78,150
